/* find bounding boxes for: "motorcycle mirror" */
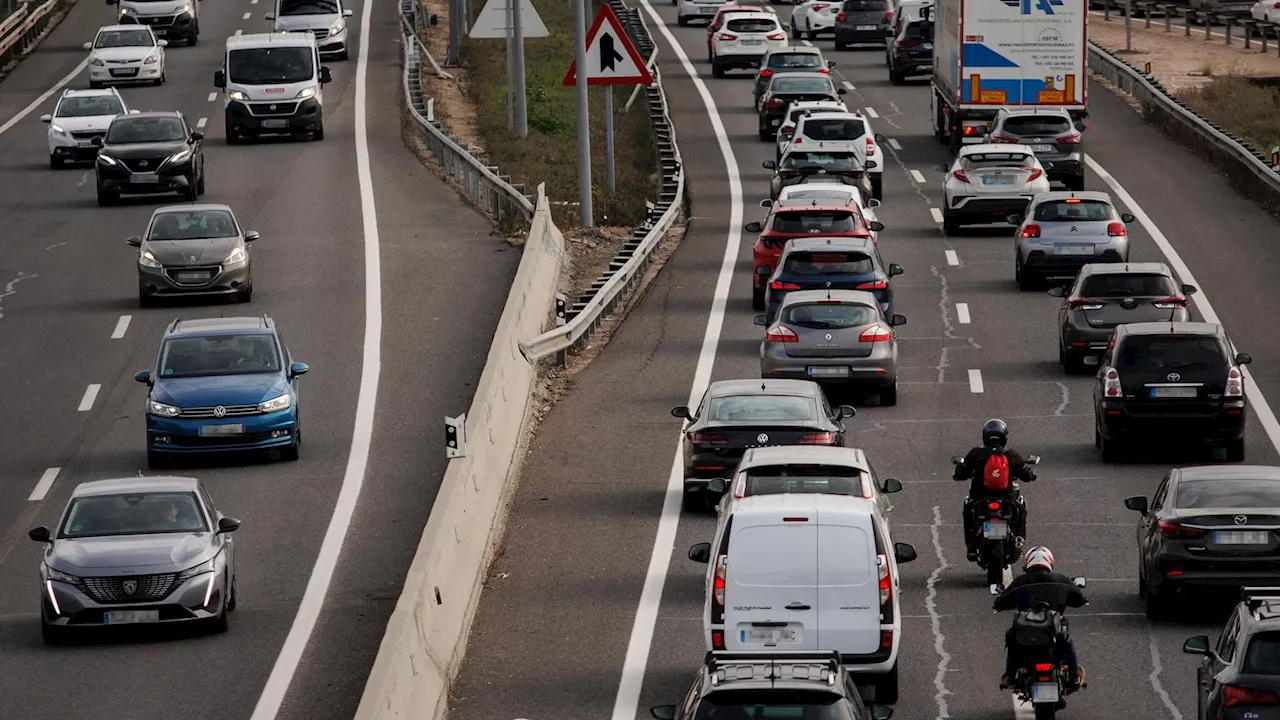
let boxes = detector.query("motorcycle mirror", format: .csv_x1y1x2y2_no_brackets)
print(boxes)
1072,577,1087,588
1025,455,1041,465
950,456,964,465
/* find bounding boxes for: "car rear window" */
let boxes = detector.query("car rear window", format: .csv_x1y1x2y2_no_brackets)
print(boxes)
708,394,818,422
1079,273,1176,298
783,302,877,328
781,189,856,204
783,250,875,275
1116,335,1228,371
772,211,858,233
773,77,834,94
801,117,866,141
727,17,778,32
1033,200,1113,222
1245,632,1280,674
961,153,1034,169
843,0,889,10
782,151,861,171
1002,115,1072,135
903,21,932,38
744,464,864,496
768,52,823,69
1175,479,1280,509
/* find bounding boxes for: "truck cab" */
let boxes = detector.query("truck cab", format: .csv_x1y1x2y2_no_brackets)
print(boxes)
213,33,332,144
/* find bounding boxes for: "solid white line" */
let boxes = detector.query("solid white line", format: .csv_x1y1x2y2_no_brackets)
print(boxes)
27,467,60,502
0,58,90,137
111,314,131,339
887,137,902,150
968,369,983,393
945,249,959,266
78,384,101,412
207,92,218,102
613,2,744,719
863,106,878,118
247,0,383,712
196,117,208,128
955,302,970,324
842,80,853,90
931,207,944,224
235,28,243,35
242,11,251,18
910,168,926,183
1086,154,1280,456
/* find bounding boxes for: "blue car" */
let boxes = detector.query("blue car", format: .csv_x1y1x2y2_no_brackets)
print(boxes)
764,235,903,323
135,315,308,468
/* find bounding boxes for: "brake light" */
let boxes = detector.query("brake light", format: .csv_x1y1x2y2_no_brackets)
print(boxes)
989,134,1018,143
856,279,887,290
1107,222,1126,237
690,432,728,445
798,431,838,444
1027,168,1043,182
987,501,1002,511
1224,686,1280,707
881,631,893,649
859,324,893,342
1059,132,1082,144
813,2,829,8
836,11,846,20
1151,295,1185,309
718,32,738,40
952,170,970,183
1156,520,1207,539
1034,663,1054,672
760,69,773,77
865,137,876,157
711,630,725,649
1021,224,1041,239
1104,367,1121,397
897,37,918,47
962,125,982,136
770,280,801,290
817,67,830,74
1227,366,1245,397
885,9,893,18
713,554,727,606
878,553,892,606
766,325,799,343
766,31,786,40
1067,297,1104,311
766,98,784,108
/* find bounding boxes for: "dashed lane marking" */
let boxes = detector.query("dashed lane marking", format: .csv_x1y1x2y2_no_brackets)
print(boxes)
27,468,60,502
930,207,943,224
77,384,101,412
968,369,983,393
111,315,131,339
910,169,925,183
887,137,901,150
955,302,970,324
207,92,218,102
863,106,878,118
945,249,959,266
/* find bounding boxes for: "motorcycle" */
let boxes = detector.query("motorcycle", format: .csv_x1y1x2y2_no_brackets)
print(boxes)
951,454,1040,593
1000,578,1089,720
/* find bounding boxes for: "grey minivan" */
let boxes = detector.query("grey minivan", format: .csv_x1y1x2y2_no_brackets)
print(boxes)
834,0,892,49
265,0,353,60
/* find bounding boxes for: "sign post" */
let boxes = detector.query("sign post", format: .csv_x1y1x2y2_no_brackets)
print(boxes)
469,0,548,137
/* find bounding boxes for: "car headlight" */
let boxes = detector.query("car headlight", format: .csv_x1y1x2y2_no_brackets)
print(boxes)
90,56,105,67
227,90,248,101
46,567,81,585
223,247,247,267
119,5,133,13
295,86,316,99
330,19,344,33
258,393,292,413
168,148,192,164
175,2,193,13
139,249,163,268
144,53,159,64
97,153,118,166
176,558,215,581
50,124,68,135
148,399,181,417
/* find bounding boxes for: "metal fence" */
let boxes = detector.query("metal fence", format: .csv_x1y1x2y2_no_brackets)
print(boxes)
0,0,66,77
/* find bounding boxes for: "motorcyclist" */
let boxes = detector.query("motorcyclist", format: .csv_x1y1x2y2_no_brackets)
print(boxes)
994,546,1087,691
952,418,1035,561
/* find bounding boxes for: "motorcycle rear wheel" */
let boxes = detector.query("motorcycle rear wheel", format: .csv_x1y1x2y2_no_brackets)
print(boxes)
984,544,1004,586
1034,703,1057,719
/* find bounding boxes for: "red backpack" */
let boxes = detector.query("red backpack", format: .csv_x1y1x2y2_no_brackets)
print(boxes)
983,452,1010,491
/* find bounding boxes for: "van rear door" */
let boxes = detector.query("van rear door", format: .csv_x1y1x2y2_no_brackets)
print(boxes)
724,519,819,650
816,513,881,655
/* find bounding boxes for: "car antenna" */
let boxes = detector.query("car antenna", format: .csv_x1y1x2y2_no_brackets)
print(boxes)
761,382,767,391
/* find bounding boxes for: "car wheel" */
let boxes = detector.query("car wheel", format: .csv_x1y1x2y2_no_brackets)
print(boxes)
281,427,301,461
1058,344,1066,365
942,212,960,236
1065,176,1084,191
209,605,230,634
889,65,902,85
1094,426,1102,449
871,174,883,200
879,383,898,406
236,283,252,303
155,72,165,86
712,59,725,78
313,124,325,141
97,186,117,206
1016,264,1036,292
752,285,765,311
182,179,198,201
790,20,799,37
682,488,710,513
188,34,198,46
50,155,63,170
806,29,817,40
89,80,102,89
834,39,847,50
678,15,688,25
147,448,168,469
338,48,350,61
1144,582,1171,622
226,577,237,611
873,663,899,704
1100,433,1123,463
41,621,68,646
138,289,154,307
1226,436,1245,462
1063,348,1085,375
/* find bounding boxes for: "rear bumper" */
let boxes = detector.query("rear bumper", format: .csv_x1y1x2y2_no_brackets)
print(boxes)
1152,553,1280,593
1040,158,1084,182
891,57,933,76
1022,248,1126,276
1098,402,1246,442
946,197,1033,222
835,26,887,42
684,451,746,480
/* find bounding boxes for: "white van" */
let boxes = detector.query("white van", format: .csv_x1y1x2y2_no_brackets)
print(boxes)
213,33,331,144
264,0,353,61
688,493,917,704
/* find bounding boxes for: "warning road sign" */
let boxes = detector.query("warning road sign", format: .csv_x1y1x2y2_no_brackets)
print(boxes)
562,3,653,86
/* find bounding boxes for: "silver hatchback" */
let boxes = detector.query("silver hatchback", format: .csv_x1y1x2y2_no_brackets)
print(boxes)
756,288,905,405
1010,191,1135,291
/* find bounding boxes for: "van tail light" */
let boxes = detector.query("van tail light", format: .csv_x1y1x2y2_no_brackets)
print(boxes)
865,137,876,157
1226,366,1245,397
860,324,893,343
766,98,785,108
836,11,846,20
962,125,982,136
766,31,786,40
1059,132,1082,144
713,554,727,606
1021,223,1041,239
952,169,970,184
880,631,893,649
989,134,1018,143
1151,295,1186,309
760,69,774,77
1104,367,1121,397
690,432,729,445
798,431,838,444
770,280,802,290
1067,297,1104,311
766,325,799,343
1107,222,1126,237
711,630,725,649
856,279,887,290
1224,686,1280,707
1026,168,1043,182
878,553,892,606
718,32,738,40
1156,520,1207,539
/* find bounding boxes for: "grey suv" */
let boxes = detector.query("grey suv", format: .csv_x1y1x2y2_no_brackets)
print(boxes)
985,107,1087,189
835,0,892,49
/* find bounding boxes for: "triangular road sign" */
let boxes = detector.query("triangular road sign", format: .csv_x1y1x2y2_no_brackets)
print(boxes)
469,0,548,39
562,3,653,86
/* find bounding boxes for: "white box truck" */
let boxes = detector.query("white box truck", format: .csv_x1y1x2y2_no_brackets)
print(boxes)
925,0,1087,153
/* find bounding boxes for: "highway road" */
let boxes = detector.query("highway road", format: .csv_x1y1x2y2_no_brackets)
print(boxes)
0,0,518,717
448,3,1280,720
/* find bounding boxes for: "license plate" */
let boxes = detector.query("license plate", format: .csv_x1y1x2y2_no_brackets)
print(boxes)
1215,530,1270,545
199,423,245,436
742,38,764,45
77,140,96,148
809,366,850,377
103,609,159,624
981,175,1014,185
1032,144,1056,152
742,627,800,644
856,24,878,29
262,119,290,128
1055,245,1093,255
701,6,716,12
1032,683,1060,704
771,118,781,126
111,68,139,77
129,173,160,184
1149,386,1198,399
983,520,1008,539
175,271,210,282
923,42,933,48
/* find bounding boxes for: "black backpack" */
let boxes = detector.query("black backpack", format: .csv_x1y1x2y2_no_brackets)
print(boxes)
1011,607,1061,648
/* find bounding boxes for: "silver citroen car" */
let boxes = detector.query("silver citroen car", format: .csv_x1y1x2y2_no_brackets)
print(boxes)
29,476,240,643
1009,191,1135,291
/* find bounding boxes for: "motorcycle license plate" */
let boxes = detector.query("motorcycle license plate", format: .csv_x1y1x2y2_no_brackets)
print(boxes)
1032,682,1060,703
983,520,1008,539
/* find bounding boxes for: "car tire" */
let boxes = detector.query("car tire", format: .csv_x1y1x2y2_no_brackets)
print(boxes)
197,167,206,195
752,285,765,311
682,489,709,513
281,427,301,461
1226,437,1245,462
758,126,772,141
678,15,688,25
226,577,237,611
313,123,325,141
1065,176,1085,191
1063,348,1086,375
834,39,847,50
942,212,960,236
1094,426,1102,449
41,621,68,646
890,66,902,85
183,179,198,202
236,283,252,303
1016,263,1036,292
1099,433,1123,463
147,448,168,469
50,155,63,170
790,20,799,37
806,29,817,40
209,606,230,634
712,59,725,78
870,174,883,200
155,72,165,86
89,80,102,89
338,48,350,61
138,289,154,307
97,187,117,207
1144,582,1171,622
873,663,899,705
880,383,898,406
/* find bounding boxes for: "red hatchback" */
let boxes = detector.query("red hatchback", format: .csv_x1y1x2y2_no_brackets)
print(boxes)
745,202,884,309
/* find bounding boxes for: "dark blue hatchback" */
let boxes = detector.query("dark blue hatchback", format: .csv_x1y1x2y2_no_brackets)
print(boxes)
135,315,309,468
764,236,903,322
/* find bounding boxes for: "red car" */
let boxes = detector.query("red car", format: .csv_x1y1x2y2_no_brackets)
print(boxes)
706,5,767,58
745,201,884,310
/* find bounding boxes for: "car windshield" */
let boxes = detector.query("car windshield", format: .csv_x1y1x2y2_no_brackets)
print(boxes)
1175,479,1280,509
1034,200,1113,222
228,47,315,84
1002,114,1072,135
1079,273,1176,298
159,333,283,378
60,492,207,539
148,210,239,241
744,464,864,496
95,29,155,48
57,95,125,117
768,53,823,69
280,0,340,13
708,394,818,422
783,302,876,328
1245,632,1280,674
783,251,874,275
106,117,186,144
961,153,1034,170
1116,336,1227,371
771,211,858,233
782,152,862,171
773,77,834,94
694,691,855,720
801,117,866,141
727,17,778,31
843,0,889,9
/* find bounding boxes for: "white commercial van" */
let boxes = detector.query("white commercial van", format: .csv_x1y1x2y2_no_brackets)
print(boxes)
689,493,917,704
263,0,353,60
213,33,331,144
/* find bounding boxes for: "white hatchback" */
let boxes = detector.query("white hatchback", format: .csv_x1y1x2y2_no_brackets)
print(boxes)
775,99,848,160
711,12,787,77
676,0,731,25
85,25,167,88
790,0,842,38
792,111,886,199
41,87,135,169
936,143,1051,235
1252,0,1280,22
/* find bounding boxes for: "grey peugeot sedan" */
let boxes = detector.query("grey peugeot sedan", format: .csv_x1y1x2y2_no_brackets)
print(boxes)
29,476,240,643
128,204,258,306
1010,191,1135,290
756,289,905,405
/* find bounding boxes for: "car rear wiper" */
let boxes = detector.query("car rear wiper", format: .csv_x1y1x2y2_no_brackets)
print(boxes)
1168,361,1210,370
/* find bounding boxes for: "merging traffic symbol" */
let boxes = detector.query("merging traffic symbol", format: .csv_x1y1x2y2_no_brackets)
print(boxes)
562,3,654,86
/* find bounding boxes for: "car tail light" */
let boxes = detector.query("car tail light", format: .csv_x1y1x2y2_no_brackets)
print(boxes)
1151,295,1186,309
952,169,969,183
760,69,774,77
713,554,727,606
1227,366,1245,397
795,136,805,144
798,431,838,444
711,630,725,649
897,37,918,47
718,32,738,40
856,279,887,290
1224,686,1280,707
1027,168,1043,182
860,324,893,342
962,125,982,136
884,9,894,18
1274,1,1280,7
878,553,892,606
770,280,801,290
1107,222,1126,237
1059,132,1082,144
766,31,786,40
1104,367,1121,397
690,432,728,445
1067,297,1104,311
767,98,785,108
989,134,1018,143
1021,223,1041,239
865,137,876,157
1156,520,1207,539
836,11,846,20
817,67,830,74
766,325,799,342
1035,663,1054,672
881,631,893,649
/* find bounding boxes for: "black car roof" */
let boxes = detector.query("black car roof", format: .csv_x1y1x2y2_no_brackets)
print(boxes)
706,379,822,398
1176,465,1280,483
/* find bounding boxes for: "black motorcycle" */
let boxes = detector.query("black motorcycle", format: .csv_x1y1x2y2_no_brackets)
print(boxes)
999,580,1089,720
952,454,1040,592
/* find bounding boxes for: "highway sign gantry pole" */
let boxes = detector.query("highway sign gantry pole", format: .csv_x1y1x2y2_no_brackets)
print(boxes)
512,0,528,137
469,0,547,137
572,0,592,226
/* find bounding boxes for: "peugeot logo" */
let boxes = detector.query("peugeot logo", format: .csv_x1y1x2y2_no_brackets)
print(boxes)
189,255,198,262
122,579,138,596
213,405,227,417
757,433,769,443
138,160,148,169
1167,373,1181,382
1236,515,1249,525
825,333,833,341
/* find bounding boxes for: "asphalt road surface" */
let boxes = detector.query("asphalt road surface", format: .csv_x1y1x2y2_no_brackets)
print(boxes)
0,0,518,717
448,3,1280,720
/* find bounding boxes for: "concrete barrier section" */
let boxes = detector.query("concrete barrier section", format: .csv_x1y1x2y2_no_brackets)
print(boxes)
353,184,566,720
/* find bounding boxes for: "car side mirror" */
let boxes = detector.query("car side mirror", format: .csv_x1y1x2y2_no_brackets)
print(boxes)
39,114,51,123
934,162,948,173
134,370,152,385
870,221,886,232
889,314,906,326
1074,122,1087,132
1183,635,1212,658
671,405,693,421
836,88,848,95
745,221,763,233
1236,353,1253,366
28,526,51,543
158,39,168,47
759,199,772,208
754,314,768,327
887,263,903,276
244,230,260,242
1120,212,1136,223
868,198,881,208
651,706,677,720
1046,285,1068,298
319,66,333,84
1181,283,1197,295
894,542,917,564
838,404,855,418
91,136,104,147
82,41,93,50
343,7,353,15
1124,495,1149,514
217,516,242,534
289,362,310,377
126,235,143,247
190,130,204,141
688,543,711,564
1006,213,1023,225
264,11,276,19
762,160,777,170
828,60,836,67
708,477,728,494
213,69,226,88
882,477,902,494
870,706,893,720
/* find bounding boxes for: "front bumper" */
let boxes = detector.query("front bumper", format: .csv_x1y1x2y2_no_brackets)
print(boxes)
119,11,197,39
41,570,228,629
225,97,323,136
317,28,348,53
89,63,162,84
1097,400,1246,442
138,262,250,299
50,135,103,161
97,162,193,195
1021,247,1127,277
146,411,298,454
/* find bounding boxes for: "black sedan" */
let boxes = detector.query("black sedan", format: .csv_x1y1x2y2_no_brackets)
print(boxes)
94,110,205,206
1183,589,1280,720
757,73,847,140
672,378,854,512
1125,465,1280,621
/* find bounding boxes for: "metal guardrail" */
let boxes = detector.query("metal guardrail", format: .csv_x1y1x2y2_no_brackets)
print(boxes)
1091,0,1280,52
517,0,685,366
399,0,536,225
0,0,66,76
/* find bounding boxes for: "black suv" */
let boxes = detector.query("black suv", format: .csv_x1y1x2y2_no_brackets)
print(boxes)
1093,322,1251,462
757,73,847,141
94,111,205,206
887,19,932,85
1183,588,1280,718
651,651,894,720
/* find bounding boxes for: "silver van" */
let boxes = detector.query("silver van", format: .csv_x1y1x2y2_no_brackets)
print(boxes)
109,0,200,45
265,0,353,60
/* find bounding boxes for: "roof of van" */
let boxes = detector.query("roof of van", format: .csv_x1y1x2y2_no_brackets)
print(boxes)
738,446,869,471
728,493,875,520
227,32,317,49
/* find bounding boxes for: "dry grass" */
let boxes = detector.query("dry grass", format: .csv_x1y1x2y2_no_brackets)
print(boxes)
1179,76,1280,153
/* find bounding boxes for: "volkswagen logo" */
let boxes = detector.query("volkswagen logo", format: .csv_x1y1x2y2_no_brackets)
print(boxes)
825,333,833,341
138,160,148,168
757,433,769,444
1167,373,1181,382
122,579,138,596
213,405,227,417
1236,515,1249,525
269,104,277,111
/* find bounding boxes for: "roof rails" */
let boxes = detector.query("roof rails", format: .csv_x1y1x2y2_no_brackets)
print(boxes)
1243,587,1280,612
704,650,841,688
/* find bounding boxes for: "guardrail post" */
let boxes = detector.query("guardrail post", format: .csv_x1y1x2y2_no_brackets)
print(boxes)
1185,13,1191,37
1205,13,1212,40
1104,1,1110,20
1244,21,1252,48
1263,27,1269,52
1144,3,1152,29
1165,4,1172,32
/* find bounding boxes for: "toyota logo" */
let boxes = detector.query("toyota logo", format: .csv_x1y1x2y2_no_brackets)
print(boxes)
825,333,833,341
1236,515,1249,525
213,405,227,417
1167,373,1181,382
138,160,148,168
122,579,138,595
757,433,769,443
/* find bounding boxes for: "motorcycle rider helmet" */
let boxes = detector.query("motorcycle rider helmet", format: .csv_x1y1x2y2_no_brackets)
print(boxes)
1023,545,1055,572
982,418,1009,449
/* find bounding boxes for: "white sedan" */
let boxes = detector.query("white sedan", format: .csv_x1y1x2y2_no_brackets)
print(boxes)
40,87,135,169
790,0,841,38
85,25,167,88
764,182,884,243
792,110,885,199
935,143,1051,235
711,12,787,77
1252,0,1280,22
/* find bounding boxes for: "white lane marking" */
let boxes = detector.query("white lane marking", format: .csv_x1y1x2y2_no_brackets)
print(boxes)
945,249,959,266
1086,154,1280,455
910,168,926,183
863,106,878,118
111,314,131,339
27,467,60,502
207,91,218,102
925,506,955,719
887,137,902,150
1147,628,1185,720
842,80,854,90
801,39,814,46
612,2,744,719
196,117,208,129
247,0,383,712
968,369,983,393
252,0,258,4
0,59,90,137
78,384,101,412
955,302,970,324
235,28,243,35
242,10,251,18
931,207,944,224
